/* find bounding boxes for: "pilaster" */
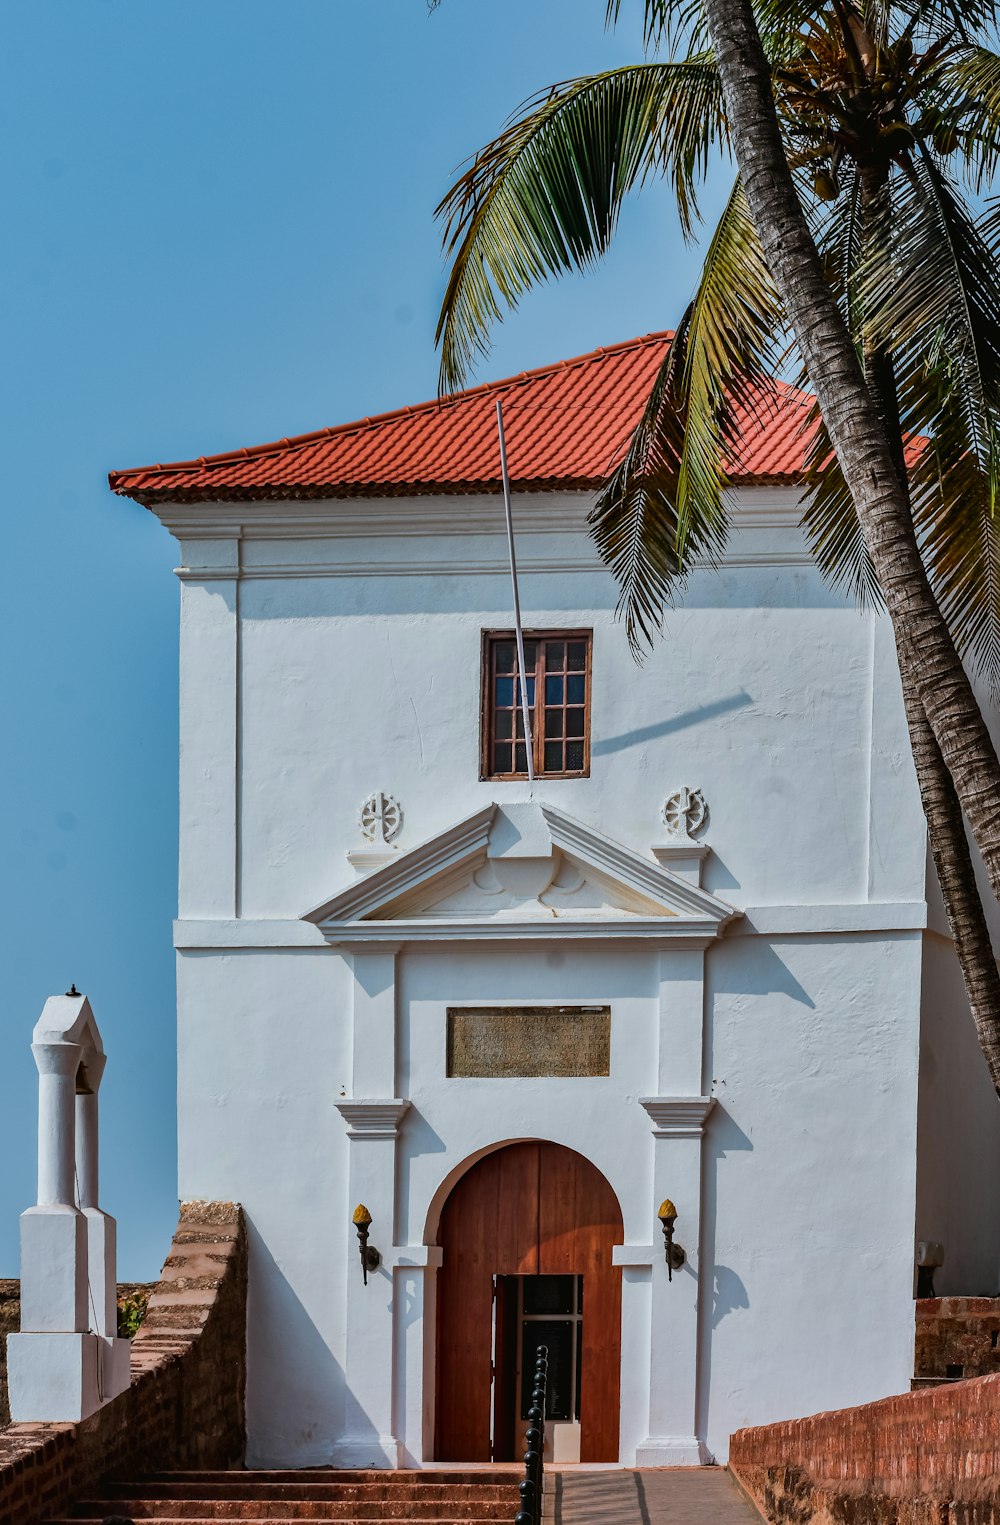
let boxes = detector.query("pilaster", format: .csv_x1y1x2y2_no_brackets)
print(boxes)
334,1097,411,1466
633,1095,714,1465
177,536,240,918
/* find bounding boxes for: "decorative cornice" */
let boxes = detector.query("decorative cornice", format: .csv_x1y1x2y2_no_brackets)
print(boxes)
153,485,805,543
639,1096,716,1137
541,805,737,926
321,920,721,946
304,805,497,925
172,901,928,949
336,1099,411,1139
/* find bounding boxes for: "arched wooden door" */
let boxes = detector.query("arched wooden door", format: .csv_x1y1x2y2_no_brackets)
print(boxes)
435,1141,623,1462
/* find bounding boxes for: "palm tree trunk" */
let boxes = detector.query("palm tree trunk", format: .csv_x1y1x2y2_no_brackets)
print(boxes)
852,166,1000,1092
701,0,1000,905
903,687,1000,1091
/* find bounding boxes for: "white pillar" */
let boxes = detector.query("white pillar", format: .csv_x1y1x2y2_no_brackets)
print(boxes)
8,993,131,1421
76,1051,117,1339
35,1039,80,1209
20,1034,88,1336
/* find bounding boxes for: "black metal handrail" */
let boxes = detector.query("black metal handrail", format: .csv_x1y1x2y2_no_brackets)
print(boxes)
514,1343,548,1525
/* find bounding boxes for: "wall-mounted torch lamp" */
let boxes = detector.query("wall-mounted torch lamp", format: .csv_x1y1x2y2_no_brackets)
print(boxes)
353,1203,381,1285
658,1198,686,1281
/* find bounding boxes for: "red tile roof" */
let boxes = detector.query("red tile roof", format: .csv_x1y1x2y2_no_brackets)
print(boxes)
109,332,814,504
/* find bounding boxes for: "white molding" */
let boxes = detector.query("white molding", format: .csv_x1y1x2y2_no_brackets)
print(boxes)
151,485,806,544
389,1246,444,1269
612,1244,656,1267
734,901,927,934
172,900,929,948
318,919,722,946
347,847,400,876
335,1099,411,1139
174,547,812,581
639,1096,716,1137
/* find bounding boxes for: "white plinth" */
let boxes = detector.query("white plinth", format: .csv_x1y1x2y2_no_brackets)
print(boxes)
635,1436,712,1465
82,1207,118,1337
330,1436,402,1468
19,1205,88,1333
7,1332,130,1422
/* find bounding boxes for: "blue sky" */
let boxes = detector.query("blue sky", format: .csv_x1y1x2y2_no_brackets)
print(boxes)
0,1,727,1277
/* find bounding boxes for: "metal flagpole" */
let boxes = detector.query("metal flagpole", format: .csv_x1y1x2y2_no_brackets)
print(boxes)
496,399,535,784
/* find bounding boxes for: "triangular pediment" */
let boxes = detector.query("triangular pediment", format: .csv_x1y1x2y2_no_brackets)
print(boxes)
303,803,739,944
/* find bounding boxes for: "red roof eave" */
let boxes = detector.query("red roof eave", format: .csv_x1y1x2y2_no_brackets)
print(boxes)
109,333,814,505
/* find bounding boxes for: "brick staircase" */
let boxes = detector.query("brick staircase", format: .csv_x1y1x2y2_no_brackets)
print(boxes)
44,1469,523,1524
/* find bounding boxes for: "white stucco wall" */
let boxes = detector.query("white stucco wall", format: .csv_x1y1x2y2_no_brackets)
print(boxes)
162,487,937,1466
176,930,923,1465
916,928,1000,1296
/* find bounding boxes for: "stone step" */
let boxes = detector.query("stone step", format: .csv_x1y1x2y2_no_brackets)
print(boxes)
69,1503,516,1521
137,1474,521,1486
53,1518,513,1525
97,1483,518,1503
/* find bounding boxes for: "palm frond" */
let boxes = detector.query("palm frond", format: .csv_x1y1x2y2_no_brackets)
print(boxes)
801,409,883,605
435,60,726,391
942,45,1000,189
605,0,710,52
589,178,781,652
861,156,1000,686
798,164,881,603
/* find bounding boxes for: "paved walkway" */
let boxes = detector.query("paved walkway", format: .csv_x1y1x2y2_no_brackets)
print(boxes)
547,1469,762,1525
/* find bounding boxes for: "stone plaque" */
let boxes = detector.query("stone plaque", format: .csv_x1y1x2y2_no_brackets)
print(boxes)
446,1006,611,1078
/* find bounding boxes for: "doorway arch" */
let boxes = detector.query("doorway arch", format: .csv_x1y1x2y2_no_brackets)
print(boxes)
434,1140,623,1463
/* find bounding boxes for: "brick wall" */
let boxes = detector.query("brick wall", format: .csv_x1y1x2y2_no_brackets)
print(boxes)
0,1200,247,1525
915,1297,1000,1383
0,1283,18,1429
729,1373,1000,1525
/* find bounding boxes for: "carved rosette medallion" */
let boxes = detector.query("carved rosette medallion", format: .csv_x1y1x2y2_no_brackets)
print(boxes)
663,787,708,841
359,792,403,845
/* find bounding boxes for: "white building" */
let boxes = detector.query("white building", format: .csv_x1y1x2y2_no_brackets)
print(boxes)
110,332,1000,1469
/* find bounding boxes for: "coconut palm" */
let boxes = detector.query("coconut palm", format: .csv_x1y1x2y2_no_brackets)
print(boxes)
434,0,1000,1088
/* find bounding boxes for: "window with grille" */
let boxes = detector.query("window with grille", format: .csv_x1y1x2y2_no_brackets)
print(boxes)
481,631,592,779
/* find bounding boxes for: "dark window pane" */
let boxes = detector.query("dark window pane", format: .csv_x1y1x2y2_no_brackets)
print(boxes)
515,742,528,773
545,674,564,705
544,708,563,738
566,708,584,737
515,709,526,738
522,641,538,670
495,641,516,673
495,676,514,707
577,1275,583,1312
523,676,536,706
567,674,586,704
521,1321,574,1422
495,710,513,740
493,742,511,773
567,641,586,671
544,741,563,772
547,641,565,670
566,740,584,770
523,1275,575,1315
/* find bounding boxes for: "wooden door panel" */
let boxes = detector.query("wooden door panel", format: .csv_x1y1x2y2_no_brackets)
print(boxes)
494,1143,540,1274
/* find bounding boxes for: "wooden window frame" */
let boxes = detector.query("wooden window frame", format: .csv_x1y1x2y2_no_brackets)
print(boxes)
480,628,593,781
